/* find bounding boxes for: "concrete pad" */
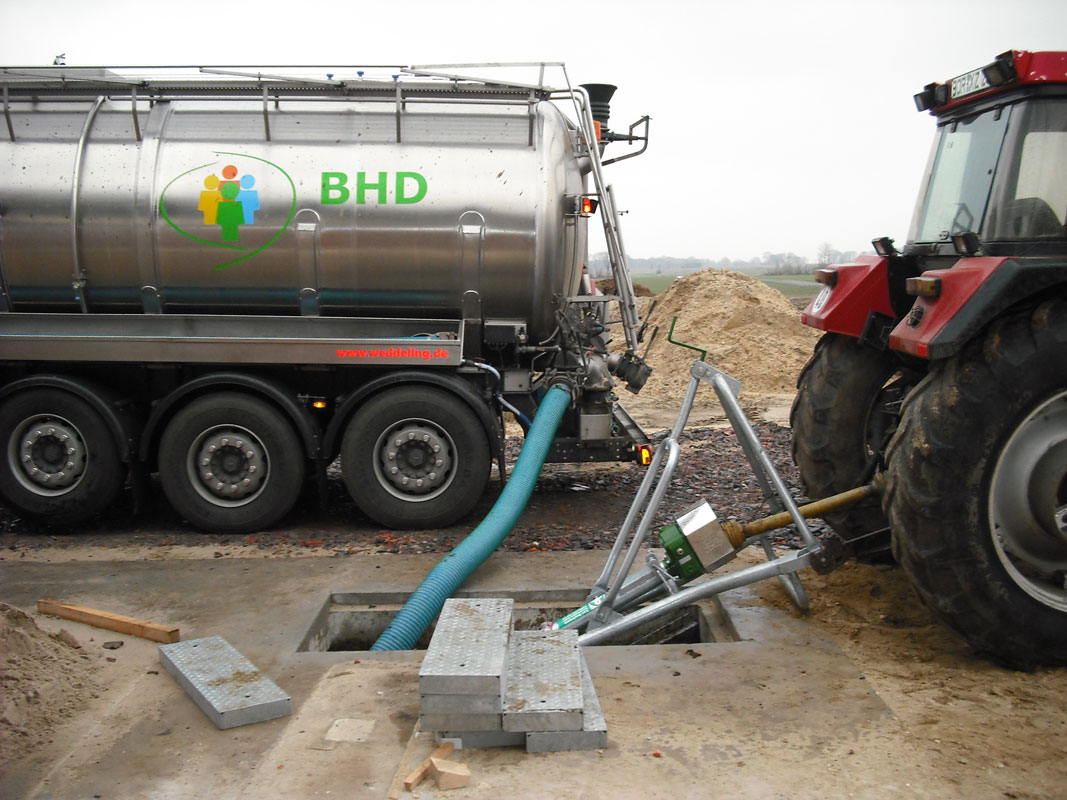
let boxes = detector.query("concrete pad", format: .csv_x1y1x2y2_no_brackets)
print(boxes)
0,552,954,798
236,661,422,799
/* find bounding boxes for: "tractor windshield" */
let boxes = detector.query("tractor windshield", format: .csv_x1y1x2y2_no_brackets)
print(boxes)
909,99,1067,244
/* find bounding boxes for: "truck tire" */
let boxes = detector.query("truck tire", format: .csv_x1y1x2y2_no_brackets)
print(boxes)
0,389,123,526
791,333,915,559
342,386,491,529
885,298,1067,669
159,393,304,534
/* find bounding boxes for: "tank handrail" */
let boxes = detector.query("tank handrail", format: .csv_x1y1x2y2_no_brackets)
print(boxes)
0,64,560,101
404,63,564,92
0,93,544,109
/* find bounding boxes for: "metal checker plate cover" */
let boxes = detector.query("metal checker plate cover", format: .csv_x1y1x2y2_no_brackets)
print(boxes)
158,636,290,730
502,630,583,732
420,693,502,714
525,655,607,752
419,598,513,696
419,711,503,732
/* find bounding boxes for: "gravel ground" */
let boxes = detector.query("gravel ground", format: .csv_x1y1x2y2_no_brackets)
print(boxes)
0,421,831,559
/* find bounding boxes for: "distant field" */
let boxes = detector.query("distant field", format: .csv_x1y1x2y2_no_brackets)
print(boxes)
630,272,818,298
759,273,819,298
629,273,677,294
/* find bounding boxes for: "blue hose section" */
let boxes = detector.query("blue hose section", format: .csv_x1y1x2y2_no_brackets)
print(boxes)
370,383,573,651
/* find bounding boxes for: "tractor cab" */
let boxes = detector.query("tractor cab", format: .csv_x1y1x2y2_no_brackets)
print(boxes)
908,50,1067,261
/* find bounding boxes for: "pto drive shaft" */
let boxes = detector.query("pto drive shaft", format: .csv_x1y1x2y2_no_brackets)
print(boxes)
660,477,884,581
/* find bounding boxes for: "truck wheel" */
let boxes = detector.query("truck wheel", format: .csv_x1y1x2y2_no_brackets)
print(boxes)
885,299,1067,668
791,333,916,559
342,387,490,529
159,393,304,534
0,389,123,526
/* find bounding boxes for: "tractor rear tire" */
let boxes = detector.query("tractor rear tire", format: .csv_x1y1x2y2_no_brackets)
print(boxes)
884,299,1067,669
791,333,915,559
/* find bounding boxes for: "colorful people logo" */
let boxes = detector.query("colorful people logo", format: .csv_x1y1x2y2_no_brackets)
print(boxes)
197,164,260,242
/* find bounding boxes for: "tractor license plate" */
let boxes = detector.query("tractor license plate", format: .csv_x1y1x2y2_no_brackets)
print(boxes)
951,68,990,100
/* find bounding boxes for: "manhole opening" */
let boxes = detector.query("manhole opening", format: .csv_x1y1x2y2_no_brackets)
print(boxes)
298,592,734,652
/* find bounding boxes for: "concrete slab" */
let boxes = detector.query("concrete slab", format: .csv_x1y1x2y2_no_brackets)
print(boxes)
0,552,953,799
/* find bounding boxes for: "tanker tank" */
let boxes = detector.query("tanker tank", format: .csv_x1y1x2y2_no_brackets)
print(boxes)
0,90,586,343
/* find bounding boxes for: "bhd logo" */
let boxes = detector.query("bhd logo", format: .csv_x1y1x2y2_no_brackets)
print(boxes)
199,163,260,242
159,152,296,271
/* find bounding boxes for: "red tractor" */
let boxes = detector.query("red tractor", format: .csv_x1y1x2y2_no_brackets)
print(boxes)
791,51,1067,669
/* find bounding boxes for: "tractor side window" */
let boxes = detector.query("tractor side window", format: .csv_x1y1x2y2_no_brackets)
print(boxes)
987,100,1067,240
910,108,1011,244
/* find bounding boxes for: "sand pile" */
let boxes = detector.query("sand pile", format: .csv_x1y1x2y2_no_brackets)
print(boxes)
0,602,104,767
633,270,820,407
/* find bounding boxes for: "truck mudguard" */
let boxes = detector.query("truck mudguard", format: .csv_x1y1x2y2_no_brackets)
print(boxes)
0,375,138,462
321,370,502,465
139,372,321,463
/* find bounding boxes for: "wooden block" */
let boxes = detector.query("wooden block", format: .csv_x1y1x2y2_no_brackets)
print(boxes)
36,599,180,644
402,742,454,791
430,756,470,790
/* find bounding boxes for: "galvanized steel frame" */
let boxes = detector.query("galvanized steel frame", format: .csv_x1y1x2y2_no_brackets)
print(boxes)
571,357,820,645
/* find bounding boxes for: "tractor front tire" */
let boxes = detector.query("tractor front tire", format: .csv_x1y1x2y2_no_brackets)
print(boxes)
791,333,916,559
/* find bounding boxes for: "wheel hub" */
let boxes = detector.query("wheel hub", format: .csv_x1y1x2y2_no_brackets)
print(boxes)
990,390,1067,608
10,416,87,494
377,422,454,498
192,428,266,503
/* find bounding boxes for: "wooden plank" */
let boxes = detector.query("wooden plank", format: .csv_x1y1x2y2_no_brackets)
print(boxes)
36,599,180,643
402,742,453,791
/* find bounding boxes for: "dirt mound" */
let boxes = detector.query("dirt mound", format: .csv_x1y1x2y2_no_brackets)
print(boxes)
0,603,104,767
636,269,820,406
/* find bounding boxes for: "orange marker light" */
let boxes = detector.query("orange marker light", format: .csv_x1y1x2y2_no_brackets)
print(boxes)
638,444,653,466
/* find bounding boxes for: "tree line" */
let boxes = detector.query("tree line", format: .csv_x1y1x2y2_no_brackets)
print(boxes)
589,244,863,278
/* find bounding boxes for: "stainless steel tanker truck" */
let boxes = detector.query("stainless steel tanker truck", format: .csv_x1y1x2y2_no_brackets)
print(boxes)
0,64,653,534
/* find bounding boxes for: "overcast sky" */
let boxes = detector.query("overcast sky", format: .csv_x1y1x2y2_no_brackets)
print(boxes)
2,0,1064,263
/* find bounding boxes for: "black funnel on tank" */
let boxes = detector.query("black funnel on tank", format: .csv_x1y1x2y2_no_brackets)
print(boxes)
581,84,617,129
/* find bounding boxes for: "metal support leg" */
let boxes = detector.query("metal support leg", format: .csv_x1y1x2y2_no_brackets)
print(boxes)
568,356,823,636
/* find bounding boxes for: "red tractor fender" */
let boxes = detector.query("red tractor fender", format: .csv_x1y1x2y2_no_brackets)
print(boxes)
890,257,1067,359
889,258,1007,358
800,256,894,337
